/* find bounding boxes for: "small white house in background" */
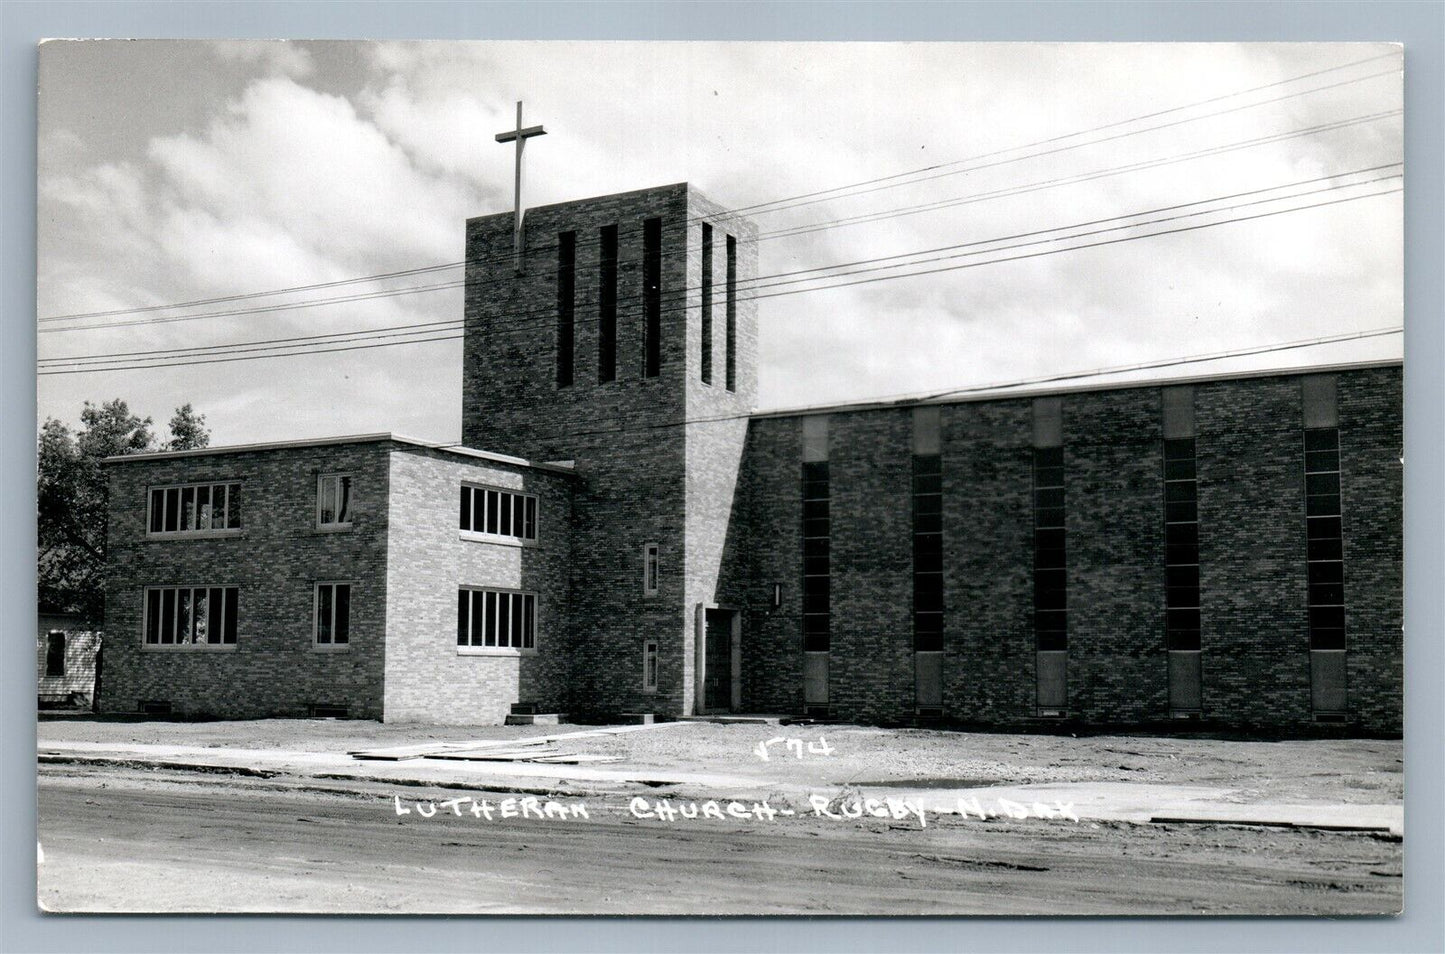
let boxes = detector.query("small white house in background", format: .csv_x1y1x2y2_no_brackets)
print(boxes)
37,610,101,709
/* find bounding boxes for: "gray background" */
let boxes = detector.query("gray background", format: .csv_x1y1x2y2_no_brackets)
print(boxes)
3,2,1440,952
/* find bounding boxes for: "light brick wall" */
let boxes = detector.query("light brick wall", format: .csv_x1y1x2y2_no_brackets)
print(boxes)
381,447,573,724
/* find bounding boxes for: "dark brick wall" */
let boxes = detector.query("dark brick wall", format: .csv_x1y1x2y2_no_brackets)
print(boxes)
734,417,805,713
102,441,393,719
1338,367,1404,732
736,366,1402,732
461,184,758,717
1066,388,1167,722
940,400,1035,722
382,447,573,724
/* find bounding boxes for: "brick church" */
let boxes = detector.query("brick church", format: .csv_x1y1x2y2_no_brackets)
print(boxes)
100,181,1404,733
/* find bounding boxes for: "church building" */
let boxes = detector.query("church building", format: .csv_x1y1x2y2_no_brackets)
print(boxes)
100,181,1403,733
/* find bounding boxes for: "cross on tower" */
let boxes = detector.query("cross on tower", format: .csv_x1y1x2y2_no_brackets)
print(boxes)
495,101,547,273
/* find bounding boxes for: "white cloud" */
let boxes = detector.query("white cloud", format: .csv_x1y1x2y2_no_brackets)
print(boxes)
37,41,1402,445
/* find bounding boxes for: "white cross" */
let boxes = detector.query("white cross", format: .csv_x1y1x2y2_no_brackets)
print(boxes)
495,101,547,273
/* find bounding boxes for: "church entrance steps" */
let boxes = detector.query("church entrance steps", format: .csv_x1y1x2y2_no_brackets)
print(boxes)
677,714,789,725
504,713,564,726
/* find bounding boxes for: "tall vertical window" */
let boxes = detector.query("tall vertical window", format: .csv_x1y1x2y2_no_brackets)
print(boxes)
725,234,737,393
643,542,660,596
1032,396,1068,713
314,582,351,647
457,588,537,651
45,632,66,677
700,223,714,384
643,640,659,692
598,224,618,383
1303,378,1345,653
143,586,238,647
1162,389,1200,652
643,217,662,378
1032,445,1067,651
912,408,943,652
556,230,576,387
317,474,352,528
801,418,830,653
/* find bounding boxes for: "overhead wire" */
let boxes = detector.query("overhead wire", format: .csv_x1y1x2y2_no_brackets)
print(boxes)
37,52,1400,327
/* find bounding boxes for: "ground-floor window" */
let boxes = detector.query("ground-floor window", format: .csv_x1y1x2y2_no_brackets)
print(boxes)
314,582,352,647
457,588,536,650
643,640,659,691
144,586,238,646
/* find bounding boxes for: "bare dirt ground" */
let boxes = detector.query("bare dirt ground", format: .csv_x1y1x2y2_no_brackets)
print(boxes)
35,718,1403,915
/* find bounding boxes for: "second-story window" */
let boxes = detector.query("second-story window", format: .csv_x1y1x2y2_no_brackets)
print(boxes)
317,474,353,528
460,485,538,542
148,482,242,535
643,543,660,596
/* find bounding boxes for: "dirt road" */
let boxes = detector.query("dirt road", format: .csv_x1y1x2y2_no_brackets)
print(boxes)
37,764,1402,915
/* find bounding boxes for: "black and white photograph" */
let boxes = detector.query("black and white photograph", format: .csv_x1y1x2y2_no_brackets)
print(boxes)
33,37,1407,917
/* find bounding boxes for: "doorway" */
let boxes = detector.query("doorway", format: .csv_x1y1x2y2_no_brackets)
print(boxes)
700,607,739,713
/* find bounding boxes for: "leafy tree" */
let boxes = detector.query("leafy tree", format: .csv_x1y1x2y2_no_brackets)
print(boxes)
167,403,210,451
37,400,209,625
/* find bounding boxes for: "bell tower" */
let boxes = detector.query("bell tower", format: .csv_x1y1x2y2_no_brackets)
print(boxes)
461,182,759,716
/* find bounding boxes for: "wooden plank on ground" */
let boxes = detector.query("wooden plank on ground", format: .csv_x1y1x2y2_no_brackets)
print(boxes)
349,719,697,761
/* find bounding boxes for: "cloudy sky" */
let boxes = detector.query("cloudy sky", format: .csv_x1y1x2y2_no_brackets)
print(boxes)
36,40,1402,446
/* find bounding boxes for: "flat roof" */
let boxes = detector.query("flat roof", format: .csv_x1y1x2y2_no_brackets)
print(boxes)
103,432,576,475
749,358,1403,421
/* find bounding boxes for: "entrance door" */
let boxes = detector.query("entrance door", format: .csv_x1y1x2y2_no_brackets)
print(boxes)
704,609,733,712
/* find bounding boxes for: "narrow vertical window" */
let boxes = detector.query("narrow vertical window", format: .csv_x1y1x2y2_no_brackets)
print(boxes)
598,224,618,383
556,230,576,387
1302,374,1346,716
913,406,945,713
643,542,660,596
700,223,714,385
643,217,662,378
643,640,659,692
725,234,737,392
1163,386,1203,715
1032,397,1067,712
801,414,830,713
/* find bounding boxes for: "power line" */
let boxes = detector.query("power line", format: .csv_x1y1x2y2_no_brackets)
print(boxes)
38,53,1400,327
488,327,1407,447
39,183,1400,375
715,50,1401,220
40,108,1401,337
43,164,1398,367
760,110,1401,242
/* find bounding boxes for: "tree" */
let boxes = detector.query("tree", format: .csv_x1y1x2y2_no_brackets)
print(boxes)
167,403,210,451
37,400,209,625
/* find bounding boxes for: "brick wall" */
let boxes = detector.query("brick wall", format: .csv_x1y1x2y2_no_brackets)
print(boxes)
1338,367,1404,732
736,366,1403,733
461,183,758,718
381,446,573,724
102,441,393,719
